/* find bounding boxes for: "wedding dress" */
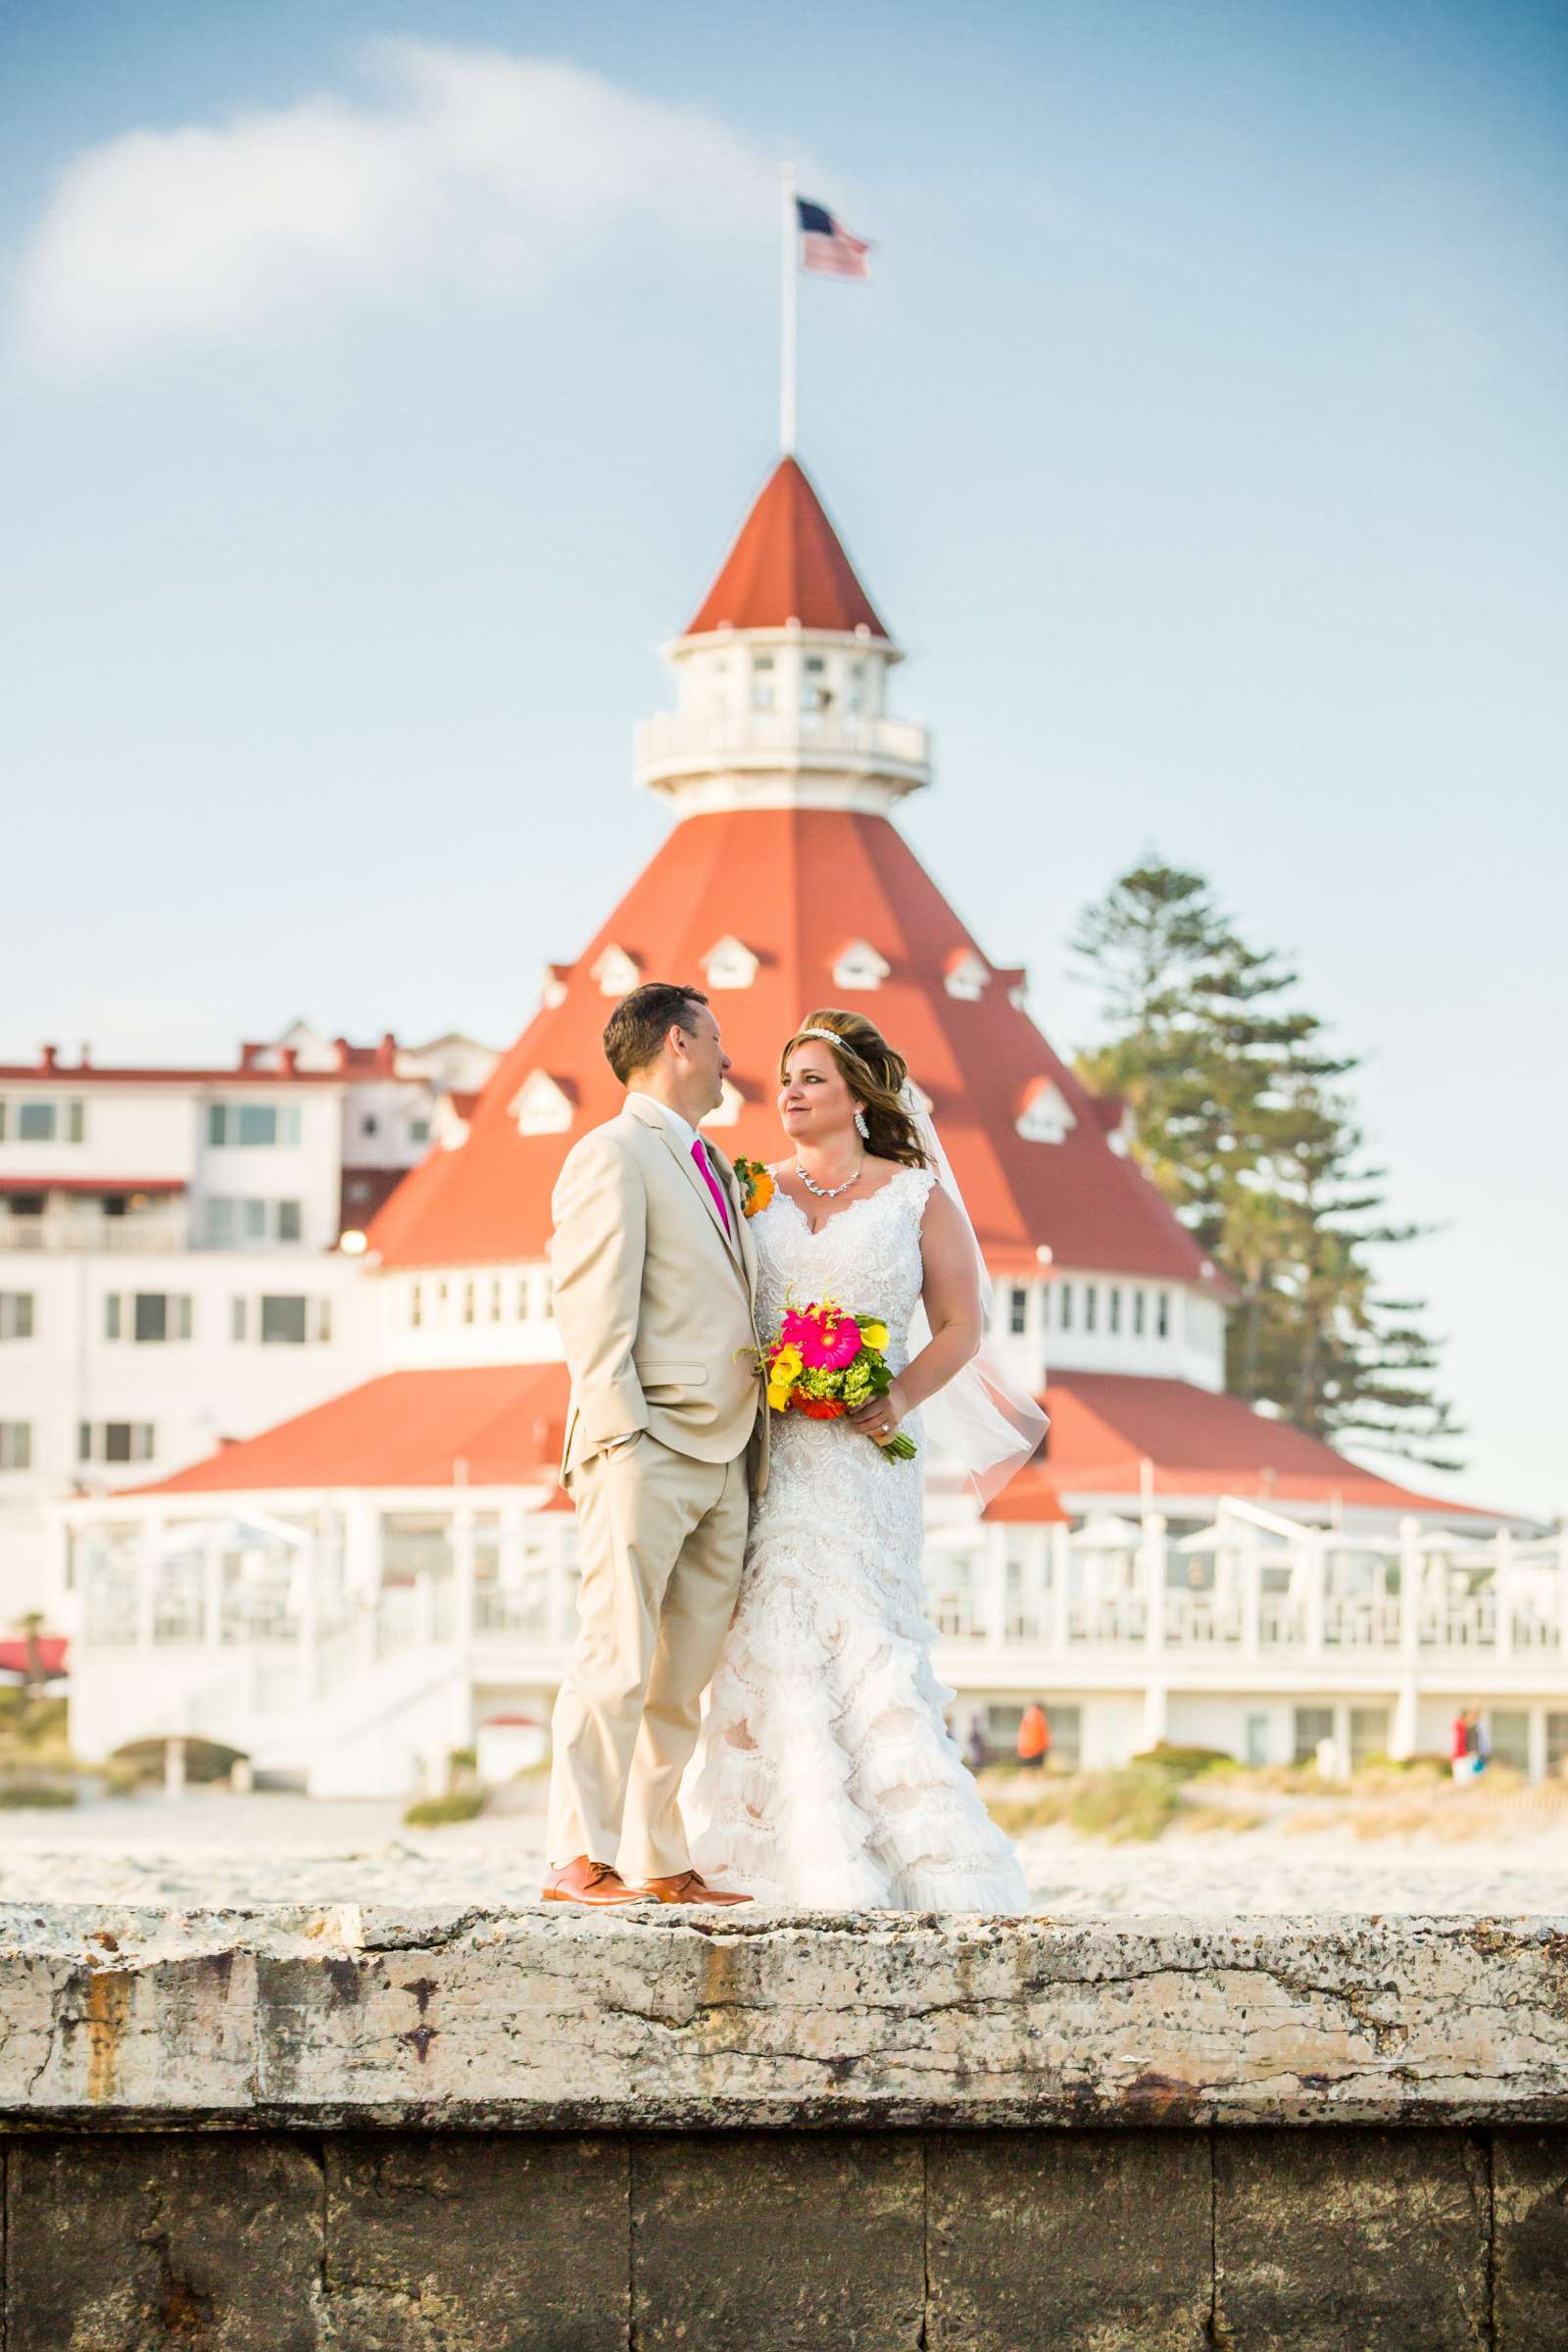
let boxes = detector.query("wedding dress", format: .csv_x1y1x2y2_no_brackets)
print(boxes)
686,1163,1030,1911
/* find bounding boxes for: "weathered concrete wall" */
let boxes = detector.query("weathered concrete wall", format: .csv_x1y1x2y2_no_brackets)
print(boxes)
4,2125,1568,2347
4,1909,1568,2345
4,1905,1568,2128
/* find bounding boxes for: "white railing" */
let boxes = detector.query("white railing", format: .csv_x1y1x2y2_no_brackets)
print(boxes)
634,709,929,776
0,1214,187,1252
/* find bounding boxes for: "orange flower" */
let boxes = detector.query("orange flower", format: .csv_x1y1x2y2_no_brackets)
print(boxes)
736,1158,775,1217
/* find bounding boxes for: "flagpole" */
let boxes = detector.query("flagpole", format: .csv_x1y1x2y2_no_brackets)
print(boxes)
779,161,798,456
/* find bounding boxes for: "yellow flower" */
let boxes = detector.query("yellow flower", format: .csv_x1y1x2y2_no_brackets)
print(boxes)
858,1320,889,1350
744,1168,776,1217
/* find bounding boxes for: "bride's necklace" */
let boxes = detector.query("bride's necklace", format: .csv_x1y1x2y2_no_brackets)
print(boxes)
795,1156,864,1200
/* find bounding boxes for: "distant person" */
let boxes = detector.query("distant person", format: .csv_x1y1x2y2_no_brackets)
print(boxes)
1451,1707,1473,1782
1017,1701,1051,1773
1469,1709,1491,1776
965,1714,988,1776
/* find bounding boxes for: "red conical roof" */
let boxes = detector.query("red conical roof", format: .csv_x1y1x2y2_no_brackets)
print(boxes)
368,805,1224,1289
684,457,889,639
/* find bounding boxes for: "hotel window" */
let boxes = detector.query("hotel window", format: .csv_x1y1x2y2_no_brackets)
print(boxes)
11,1099,84,1143
751,655,775,710
1057,1282,1073,1331
846,661,864,713
1133,1289,1147,1337
261,1296,308,1345
207,1103,303,1148
514,1276,528,1321
539,1272,553,1319
410,1282,423,1329
1156,1291,1170,1339
1008,1286,1028,1336
801,655,830,712
231,1298,247,1341
79,1422,155,1465
0,1293,34,1341
489,1277,503,1323
463,1280,476,1325
204,1197,304,1247
409,1117,431,1146
0,1423,31,1470
1108,1287,1121,1335
104,1293,193,1343
1084,1284,1099,1333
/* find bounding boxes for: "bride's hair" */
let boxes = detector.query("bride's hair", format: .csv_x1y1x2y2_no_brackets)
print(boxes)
781,1009,931,1170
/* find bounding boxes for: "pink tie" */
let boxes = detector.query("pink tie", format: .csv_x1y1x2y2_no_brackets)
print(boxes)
691,1139,732,1237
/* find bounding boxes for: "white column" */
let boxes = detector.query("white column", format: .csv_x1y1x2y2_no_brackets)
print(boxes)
1303,1535,1326,1663
1141,1683,1168,1749
453,1504,476,1646
1391,1682,1419,1761
1050,1523,1070,1657
1333,1700,1351,1781
136,1516,163,1650
1241,1529,1261,1661
1528,1705,1548,1786
1142,1513,1167,1662
1398,1517,1421,1667
203,1529,223,1652
1558,1529,1568,1656
1494,1528,1515,1664
984,1530,1008,1650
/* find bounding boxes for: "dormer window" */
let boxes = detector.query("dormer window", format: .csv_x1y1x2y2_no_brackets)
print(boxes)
846,662,865,713
590,945,641,998
751,655,775,712
509,1072,577,1137
1016,1078,1077,1145
831,939,890,991
944,951,989,1003
702,936,760,991
801,656,831,714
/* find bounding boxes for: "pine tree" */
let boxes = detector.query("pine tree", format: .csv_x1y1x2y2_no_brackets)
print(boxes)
1070,856,1462,1472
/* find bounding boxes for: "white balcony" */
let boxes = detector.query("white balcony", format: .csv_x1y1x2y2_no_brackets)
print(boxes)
0,1212,188,1253
633,708,931,811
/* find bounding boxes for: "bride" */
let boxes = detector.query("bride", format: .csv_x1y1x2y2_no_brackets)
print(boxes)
687,1008,1045,1911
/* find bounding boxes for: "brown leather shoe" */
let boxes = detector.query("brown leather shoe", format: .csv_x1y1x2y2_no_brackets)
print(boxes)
635,1869,753,1906
541,1856,646,1906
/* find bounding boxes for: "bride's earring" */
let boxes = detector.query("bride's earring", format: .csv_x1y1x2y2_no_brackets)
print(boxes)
855,1107,869,1140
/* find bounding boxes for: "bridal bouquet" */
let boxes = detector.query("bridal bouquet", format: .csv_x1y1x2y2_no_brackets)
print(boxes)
760,1295,917,1462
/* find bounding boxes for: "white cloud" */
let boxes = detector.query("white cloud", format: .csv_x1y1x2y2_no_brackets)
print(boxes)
13,42,777,366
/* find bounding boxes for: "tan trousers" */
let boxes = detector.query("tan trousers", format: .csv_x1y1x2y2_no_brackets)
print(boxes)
547,1432,749,1879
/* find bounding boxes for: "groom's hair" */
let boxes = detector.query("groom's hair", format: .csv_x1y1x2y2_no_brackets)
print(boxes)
604,983,710,1084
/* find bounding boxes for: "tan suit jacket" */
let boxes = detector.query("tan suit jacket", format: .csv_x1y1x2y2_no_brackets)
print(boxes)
551,1094,767,1489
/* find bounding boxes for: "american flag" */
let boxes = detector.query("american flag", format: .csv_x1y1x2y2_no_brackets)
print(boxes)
797,197,872,280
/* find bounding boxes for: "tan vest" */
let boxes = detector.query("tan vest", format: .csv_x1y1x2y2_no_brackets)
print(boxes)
551,1094,766,1485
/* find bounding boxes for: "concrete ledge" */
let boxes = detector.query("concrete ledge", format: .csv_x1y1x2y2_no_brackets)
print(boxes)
5,1906,1568,2130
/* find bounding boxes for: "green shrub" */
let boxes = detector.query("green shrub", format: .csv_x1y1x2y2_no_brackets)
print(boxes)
1068,1768,1181,1842
1131,1742,1234,1778
110,1738,246,1786
448,1745,478,1773
987,1767,1181,1842
0,1779,77,1808
403,1788,487,1828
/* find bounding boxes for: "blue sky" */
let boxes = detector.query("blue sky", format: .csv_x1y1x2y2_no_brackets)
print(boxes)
3,1,1565,1513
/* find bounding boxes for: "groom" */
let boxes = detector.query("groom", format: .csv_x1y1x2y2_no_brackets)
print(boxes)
542,982,766,1907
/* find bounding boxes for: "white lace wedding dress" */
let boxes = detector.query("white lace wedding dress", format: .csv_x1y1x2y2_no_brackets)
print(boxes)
686,1164,1029,1912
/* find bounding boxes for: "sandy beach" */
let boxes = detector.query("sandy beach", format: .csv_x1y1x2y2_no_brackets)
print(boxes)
3,1779,1565,1915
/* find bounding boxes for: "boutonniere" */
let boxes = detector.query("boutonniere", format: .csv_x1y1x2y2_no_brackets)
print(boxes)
732,1156,776,1218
